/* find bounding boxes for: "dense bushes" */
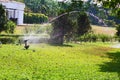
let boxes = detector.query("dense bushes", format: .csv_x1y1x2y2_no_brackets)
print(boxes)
0,34,21,44
104,20,116,27
0,4,16,34
0,4,7,33
75,33,113,42
4,20,16,34
0,37,16,44
24,13,48,24
116,24,120,36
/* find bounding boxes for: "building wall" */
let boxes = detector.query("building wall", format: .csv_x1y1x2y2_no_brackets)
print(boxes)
1,1,25,25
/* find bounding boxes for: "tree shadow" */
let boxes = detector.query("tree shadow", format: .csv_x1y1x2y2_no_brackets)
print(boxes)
99,51,120,78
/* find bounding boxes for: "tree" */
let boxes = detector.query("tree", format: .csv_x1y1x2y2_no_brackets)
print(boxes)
0,4,16,34
0,4,7,33
77,12,91,36
98,0,120,18
98,0,120,37
50,14,74,44
24,0,59,16
50,0,91,44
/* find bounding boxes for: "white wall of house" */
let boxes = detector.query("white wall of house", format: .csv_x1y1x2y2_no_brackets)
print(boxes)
1,1,25,25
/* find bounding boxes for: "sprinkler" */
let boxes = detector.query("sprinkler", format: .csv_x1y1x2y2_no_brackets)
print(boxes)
24,40,29,49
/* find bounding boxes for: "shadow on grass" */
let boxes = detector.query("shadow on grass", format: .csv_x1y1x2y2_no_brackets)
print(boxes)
99,51,120,78
48,43,73,47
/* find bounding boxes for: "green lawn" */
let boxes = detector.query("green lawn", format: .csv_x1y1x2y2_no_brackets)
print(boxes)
0,43,120,80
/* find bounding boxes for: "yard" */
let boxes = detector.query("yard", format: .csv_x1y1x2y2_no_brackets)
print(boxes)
0,42,120,80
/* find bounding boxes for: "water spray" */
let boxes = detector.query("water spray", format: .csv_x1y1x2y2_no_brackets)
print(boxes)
49,11,107,27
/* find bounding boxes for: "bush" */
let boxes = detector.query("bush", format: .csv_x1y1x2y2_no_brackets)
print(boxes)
104,20,116,27
99,34,112,42
76,33,113,42
0,34,22,44
24,13,48,24
0,37,16,44
4,20,16,34
116,24,120,36
77,33,98,42
0,4,7,33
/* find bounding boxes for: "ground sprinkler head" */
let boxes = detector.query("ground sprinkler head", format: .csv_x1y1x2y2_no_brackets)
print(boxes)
24,39,29,49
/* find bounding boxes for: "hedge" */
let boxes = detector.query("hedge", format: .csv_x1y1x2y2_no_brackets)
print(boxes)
0,37,16,44
0,34,22,44
24,13,48,24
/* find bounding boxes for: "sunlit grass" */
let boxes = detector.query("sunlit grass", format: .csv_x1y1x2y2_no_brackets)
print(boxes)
0,43,120,79
92,25,116,36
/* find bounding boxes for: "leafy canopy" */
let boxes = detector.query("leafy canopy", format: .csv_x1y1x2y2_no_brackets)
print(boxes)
98,0,120,18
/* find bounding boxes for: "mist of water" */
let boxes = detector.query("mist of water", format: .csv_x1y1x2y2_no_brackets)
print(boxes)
22,23,50,44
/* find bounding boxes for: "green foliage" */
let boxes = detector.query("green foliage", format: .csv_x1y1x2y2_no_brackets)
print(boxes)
24,0,59,16
77,33,98,42
99,34,112,42
50,11,91,44
24,13,48,24
69,0,83,11
104,20,116,27
0,4,7,33
0,37,16,44
0,34,22,44
4,20,16,34
77,33,113,42
98,0,120,18
0,5,16,34
116,24,120,37
50,14,74,44
77,12,91,36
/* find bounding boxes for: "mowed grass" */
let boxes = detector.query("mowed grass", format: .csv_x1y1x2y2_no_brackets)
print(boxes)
0,43,120,80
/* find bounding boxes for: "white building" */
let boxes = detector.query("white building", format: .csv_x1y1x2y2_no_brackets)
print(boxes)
0,0,25,25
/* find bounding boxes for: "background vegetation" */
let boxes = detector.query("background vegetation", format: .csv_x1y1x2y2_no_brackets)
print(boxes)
24,13,48,24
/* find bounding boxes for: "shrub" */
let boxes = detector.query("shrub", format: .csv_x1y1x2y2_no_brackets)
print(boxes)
0,37,16,44
0,34,22,44
77,33,98,42
99,34,112,42
24,13,48,24
116,24,120,36
0,4,7,33
104,20,116,27
4,20,16,34
76,33,113,42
